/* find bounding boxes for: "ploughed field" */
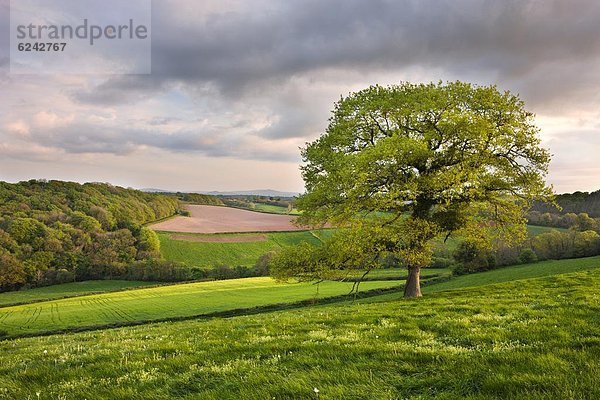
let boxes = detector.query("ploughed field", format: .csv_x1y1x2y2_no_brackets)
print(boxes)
149,205,305,233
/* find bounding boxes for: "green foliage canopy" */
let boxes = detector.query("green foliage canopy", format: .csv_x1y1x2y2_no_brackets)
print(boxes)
0,180,180,290
271,81,552,297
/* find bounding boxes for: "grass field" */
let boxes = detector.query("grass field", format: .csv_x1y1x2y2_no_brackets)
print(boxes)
0,278,403,337
525,224,568,235
1,263,599,398
359,255,600,304
158,224,556,268
158,230,333,266
426,255,600,292
248,203,301,215
346,267,451,281
0,281,156,308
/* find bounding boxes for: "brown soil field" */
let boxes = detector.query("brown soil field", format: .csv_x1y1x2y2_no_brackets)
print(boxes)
169,233,268,243
149,205,306,233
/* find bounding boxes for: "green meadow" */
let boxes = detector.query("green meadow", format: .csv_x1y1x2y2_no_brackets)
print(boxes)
0,260,599,399
249,203,301,215
525,224,568,235
0,277,403,337
157,230,333,267
0,281,156,308
157,225,557,268
426,255,600,292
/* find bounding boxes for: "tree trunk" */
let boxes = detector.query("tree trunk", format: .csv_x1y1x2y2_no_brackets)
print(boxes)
404,266,422,298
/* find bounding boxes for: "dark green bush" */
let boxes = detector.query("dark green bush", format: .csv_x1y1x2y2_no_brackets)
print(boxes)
518,248,538,264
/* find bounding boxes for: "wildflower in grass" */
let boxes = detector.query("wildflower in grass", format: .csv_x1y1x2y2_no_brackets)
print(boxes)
313,387,319,394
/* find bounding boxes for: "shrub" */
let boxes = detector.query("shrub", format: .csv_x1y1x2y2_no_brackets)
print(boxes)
255,252,274,276
518,248,538,264
452,240,495,275
430,257,453,269
380,253,402,269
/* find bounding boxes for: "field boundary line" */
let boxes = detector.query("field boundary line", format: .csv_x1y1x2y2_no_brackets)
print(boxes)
142,212,180,227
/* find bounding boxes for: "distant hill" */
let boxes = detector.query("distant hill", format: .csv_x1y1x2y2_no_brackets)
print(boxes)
201,189,300,198
141,189,300,198
141,188,171,193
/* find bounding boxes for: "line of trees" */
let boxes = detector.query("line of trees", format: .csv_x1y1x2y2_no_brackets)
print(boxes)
177,193,224,206
527,211,599,231
0,180,180,291
221,196,295,211
531,190,600,218
452,228,600,275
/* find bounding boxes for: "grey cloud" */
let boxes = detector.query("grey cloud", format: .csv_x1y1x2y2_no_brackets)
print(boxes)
3,0,600,192
151,1,600,92
14,121,299,162
72,77,170,105
0,0,9,70
70,0,600,129
148,117,180,126
256,103,324,140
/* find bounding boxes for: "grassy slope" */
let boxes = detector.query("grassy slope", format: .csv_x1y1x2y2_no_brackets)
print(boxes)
0,281,156,307
1,267,599,399
250,203,301,215
0,278,403,337
158,225,556,268
348,267,451,280
158,230,331,267
426,255,600,293
526,224,568,235
359,255,600,304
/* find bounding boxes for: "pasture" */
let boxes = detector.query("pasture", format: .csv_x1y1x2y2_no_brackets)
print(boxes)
425,255,600,292
525,224,568,235
157,230,332,266
156,222,556,268
0,278,403,337
1,263,599,399
246,203,300,215
0,281,156,308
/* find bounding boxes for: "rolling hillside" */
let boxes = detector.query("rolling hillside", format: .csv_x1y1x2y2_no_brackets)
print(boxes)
156,224,558,268
0,258,599,399
0,278,404,337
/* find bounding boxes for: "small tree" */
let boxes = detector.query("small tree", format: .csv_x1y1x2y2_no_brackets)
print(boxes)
137,227,161,259
270,81,552,297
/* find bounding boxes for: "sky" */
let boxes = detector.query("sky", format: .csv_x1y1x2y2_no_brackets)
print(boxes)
1,0,600,194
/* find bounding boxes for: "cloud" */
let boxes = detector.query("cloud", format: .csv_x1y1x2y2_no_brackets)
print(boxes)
75,0,600,106
1,115,302,162
2,0,600,192
71,77,171,105
0,0,9,70
63,0,600,152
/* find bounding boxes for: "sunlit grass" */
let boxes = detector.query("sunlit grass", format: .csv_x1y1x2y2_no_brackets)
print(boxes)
0,280,156,307
0,277,402,337
158,230,331,266
1,267,598,399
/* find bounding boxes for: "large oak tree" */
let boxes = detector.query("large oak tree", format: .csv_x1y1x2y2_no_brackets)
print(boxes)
271,81,552,298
